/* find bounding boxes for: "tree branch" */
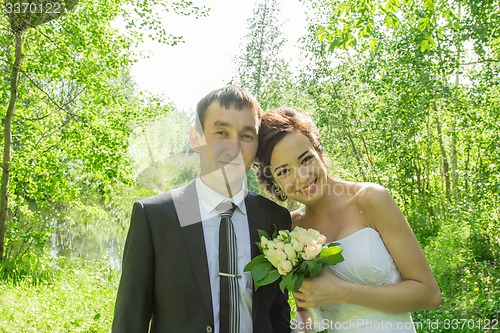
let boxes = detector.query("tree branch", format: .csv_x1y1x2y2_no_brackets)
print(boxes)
19,70,87,121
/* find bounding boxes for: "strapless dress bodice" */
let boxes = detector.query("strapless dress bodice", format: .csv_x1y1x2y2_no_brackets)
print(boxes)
319,227,416,332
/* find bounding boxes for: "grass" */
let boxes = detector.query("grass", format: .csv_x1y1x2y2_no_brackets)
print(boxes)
0,259,118,333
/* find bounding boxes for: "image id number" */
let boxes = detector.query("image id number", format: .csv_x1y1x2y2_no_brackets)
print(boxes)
4,2,62,14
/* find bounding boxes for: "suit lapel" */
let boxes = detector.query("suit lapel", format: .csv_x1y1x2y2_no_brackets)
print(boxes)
174,181,214,319
246,194,268,258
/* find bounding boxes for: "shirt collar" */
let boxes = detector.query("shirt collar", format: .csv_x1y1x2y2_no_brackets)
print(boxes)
195,177,247,216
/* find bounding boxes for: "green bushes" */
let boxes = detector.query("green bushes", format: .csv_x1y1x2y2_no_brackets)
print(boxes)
413,194,499,332
0,258,118,333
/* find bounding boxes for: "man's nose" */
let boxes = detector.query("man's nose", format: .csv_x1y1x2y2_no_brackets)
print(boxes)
223,140,242,158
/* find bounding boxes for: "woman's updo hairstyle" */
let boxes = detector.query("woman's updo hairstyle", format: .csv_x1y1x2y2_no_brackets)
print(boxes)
255,107,323,201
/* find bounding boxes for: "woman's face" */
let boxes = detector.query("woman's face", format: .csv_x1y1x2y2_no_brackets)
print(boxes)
269,131,328,204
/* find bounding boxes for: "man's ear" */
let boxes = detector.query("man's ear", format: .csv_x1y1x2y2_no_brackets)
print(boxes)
189,127,203,152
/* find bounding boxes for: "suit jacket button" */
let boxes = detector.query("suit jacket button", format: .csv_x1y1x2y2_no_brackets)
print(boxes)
206,325,213,333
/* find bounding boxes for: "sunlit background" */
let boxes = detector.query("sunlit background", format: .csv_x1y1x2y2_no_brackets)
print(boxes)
131,0,307,111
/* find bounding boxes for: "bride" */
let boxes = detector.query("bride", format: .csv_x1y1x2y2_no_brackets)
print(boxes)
255,107,441,332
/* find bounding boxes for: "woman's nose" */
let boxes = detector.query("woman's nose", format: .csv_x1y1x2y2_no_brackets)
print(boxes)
297,165,309,181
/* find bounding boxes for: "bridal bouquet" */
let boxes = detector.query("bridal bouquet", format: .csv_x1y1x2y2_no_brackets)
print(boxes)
244,226,344,293
244,226,344,332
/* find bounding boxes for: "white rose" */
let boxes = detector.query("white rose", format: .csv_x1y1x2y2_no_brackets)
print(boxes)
264,248,287,268
291,238,304,252
307,228,321,239
267,240,276,250
290,226,307,239
277,260,293,275
303,241,323,260
316,234,327,245
291,227,312,245
275,240,285,250
283,243,297,261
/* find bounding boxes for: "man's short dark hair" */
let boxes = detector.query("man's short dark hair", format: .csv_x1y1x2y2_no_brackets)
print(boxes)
195,86,261,131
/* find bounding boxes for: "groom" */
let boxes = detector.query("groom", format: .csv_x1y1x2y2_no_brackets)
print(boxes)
112,86,291,333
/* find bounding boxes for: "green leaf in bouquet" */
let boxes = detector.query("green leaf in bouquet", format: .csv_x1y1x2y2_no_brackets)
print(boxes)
257,229,271,241
316,256,329,265
271,226,278,239
244,254,267,272
286,273,299,293
320,245,343,256
293,272,305,292
279,270,301,293
305,260,316,272
298,260,309,273
255,269,280,290
308,262,324,279
319,245,345,265
318,252,345,266
305,260,317,273
252,261,273,281
279,271,294,293
324,254,345,265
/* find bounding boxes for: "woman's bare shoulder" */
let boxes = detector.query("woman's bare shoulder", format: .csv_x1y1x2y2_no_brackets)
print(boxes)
355,182,392,206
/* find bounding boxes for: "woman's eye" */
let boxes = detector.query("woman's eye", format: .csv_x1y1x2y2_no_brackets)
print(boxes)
302,156,313,164
276,169,290,177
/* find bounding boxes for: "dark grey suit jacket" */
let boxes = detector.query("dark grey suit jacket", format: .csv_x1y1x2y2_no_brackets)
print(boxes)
112,180,291,333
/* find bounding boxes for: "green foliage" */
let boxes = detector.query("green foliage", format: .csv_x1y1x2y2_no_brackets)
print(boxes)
0,258,118,332
414,195,500,331
306,0,500,54
0,0,207,261
0,252,54,284
121,0,209,45
1,74,172,261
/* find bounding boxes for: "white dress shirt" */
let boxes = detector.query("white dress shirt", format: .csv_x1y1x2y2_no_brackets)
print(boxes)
195,177,253,333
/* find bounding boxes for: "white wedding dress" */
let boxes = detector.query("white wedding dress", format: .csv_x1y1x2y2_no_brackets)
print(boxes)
319,227,416,332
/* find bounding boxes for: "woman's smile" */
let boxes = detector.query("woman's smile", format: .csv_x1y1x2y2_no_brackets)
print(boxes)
296,178,318,195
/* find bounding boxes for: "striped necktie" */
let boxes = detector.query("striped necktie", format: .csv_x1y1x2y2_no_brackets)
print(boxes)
218,201,239,333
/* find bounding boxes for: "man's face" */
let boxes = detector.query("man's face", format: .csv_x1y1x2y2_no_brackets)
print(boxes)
190,101,259,194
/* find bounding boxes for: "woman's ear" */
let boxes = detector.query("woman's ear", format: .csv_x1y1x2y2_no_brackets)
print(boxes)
189,127,203,152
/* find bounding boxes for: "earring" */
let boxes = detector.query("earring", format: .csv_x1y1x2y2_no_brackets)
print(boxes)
273,183,287,201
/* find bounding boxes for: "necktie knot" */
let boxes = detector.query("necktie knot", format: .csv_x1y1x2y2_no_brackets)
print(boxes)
217,201,236,218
